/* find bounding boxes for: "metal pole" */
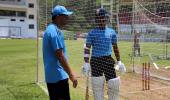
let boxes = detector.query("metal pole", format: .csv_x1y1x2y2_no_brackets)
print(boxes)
132,0,135,72
101,0,103,8
52,0,54,11
19,27,21,38
116,0,120,34
36,0,39,83
142,63,144,90
165,32,168,59
45,0,47,27
110,0,113,25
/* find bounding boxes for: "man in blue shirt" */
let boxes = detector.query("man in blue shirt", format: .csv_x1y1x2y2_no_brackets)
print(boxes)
43,5,78,100
83,8,126,100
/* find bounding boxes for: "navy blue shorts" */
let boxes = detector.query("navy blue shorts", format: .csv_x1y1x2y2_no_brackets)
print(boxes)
90,56,116,81
47,79,70,100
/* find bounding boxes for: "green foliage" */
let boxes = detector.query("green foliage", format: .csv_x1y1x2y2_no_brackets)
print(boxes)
39,0,98,32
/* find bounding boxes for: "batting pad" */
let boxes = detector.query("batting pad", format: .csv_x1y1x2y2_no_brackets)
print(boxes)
91,76,105,100
108,76,120,100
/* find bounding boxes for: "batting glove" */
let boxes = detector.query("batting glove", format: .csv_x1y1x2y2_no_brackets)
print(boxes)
81,63,90,76
115,61,126,72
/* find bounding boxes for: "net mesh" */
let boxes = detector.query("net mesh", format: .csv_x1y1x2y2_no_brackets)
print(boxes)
38,0,170,99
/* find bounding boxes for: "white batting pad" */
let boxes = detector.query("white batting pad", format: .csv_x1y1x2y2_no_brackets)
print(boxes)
91,76,105,100
108,76,120,100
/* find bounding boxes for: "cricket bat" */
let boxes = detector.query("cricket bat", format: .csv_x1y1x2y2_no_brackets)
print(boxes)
85,71,90,100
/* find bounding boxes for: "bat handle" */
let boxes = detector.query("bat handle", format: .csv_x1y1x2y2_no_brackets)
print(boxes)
85,71,90,100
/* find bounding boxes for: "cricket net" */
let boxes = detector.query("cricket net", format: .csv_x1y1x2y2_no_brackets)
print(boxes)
37,0,170,100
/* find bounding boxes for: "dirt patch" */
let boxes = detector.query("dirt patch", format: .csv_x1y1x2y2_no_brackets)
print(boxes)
76,69,170,100
120,72,170,100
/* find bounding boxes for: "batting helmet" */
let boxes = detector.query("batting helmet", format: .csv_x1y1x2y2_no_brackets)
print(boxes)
95,8,110,23
95,8,108,17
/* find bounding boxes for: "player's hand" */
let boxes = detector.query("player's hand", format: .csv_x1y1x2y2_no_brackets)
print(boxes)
115,61,126,72
69,75,78,88
81,63,90,76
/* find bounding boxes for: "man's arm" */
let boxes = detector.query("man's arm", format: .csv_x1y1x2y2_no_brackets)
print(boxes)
55,49,77,87
112,43,120,61
81,43,91,76
113,43,126,72
84,43,91,63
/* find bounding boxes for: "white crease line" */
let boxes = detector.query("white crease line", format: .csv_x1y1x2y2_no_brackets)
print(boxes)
36,82,49,96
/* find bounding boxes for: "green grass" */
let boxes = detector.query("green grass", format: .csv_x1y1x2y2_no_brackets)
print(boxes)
0,39,86,100
0,39,169,100
0,39,48,100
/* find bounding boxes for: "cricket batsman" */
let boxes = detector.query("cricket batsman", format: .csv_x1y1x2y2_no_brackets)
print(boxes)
82,8,126,100
134,30,141,56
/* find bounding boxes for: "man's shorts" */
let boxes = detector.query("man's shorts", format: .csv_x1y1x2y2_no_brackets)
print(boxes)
134,44,140,50
90,55,116,81
47,79,70,100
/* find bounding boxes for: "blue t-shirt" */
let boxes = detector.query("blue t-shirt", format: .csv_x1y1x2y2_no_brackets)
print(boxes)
86,27,117,57
43,23,68,83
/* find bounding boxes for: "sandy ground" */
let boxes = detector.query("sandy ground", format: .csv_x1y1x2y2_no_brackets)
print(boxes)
77,68,170,100
120,72,170,100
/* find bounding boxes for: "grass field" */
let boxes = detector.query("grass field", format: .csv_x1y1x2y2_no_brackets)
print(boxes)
0,39,48,100
0,39,170,100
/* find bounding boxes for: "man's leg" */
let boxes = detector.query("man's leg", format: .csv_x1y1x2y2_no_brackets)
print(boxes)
138,47,140,56
91,76,105,100
108,77,120,100
103,56,120,100
90,57,105,100
134,49,138,56
134,44,139,56
47,79,70,100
